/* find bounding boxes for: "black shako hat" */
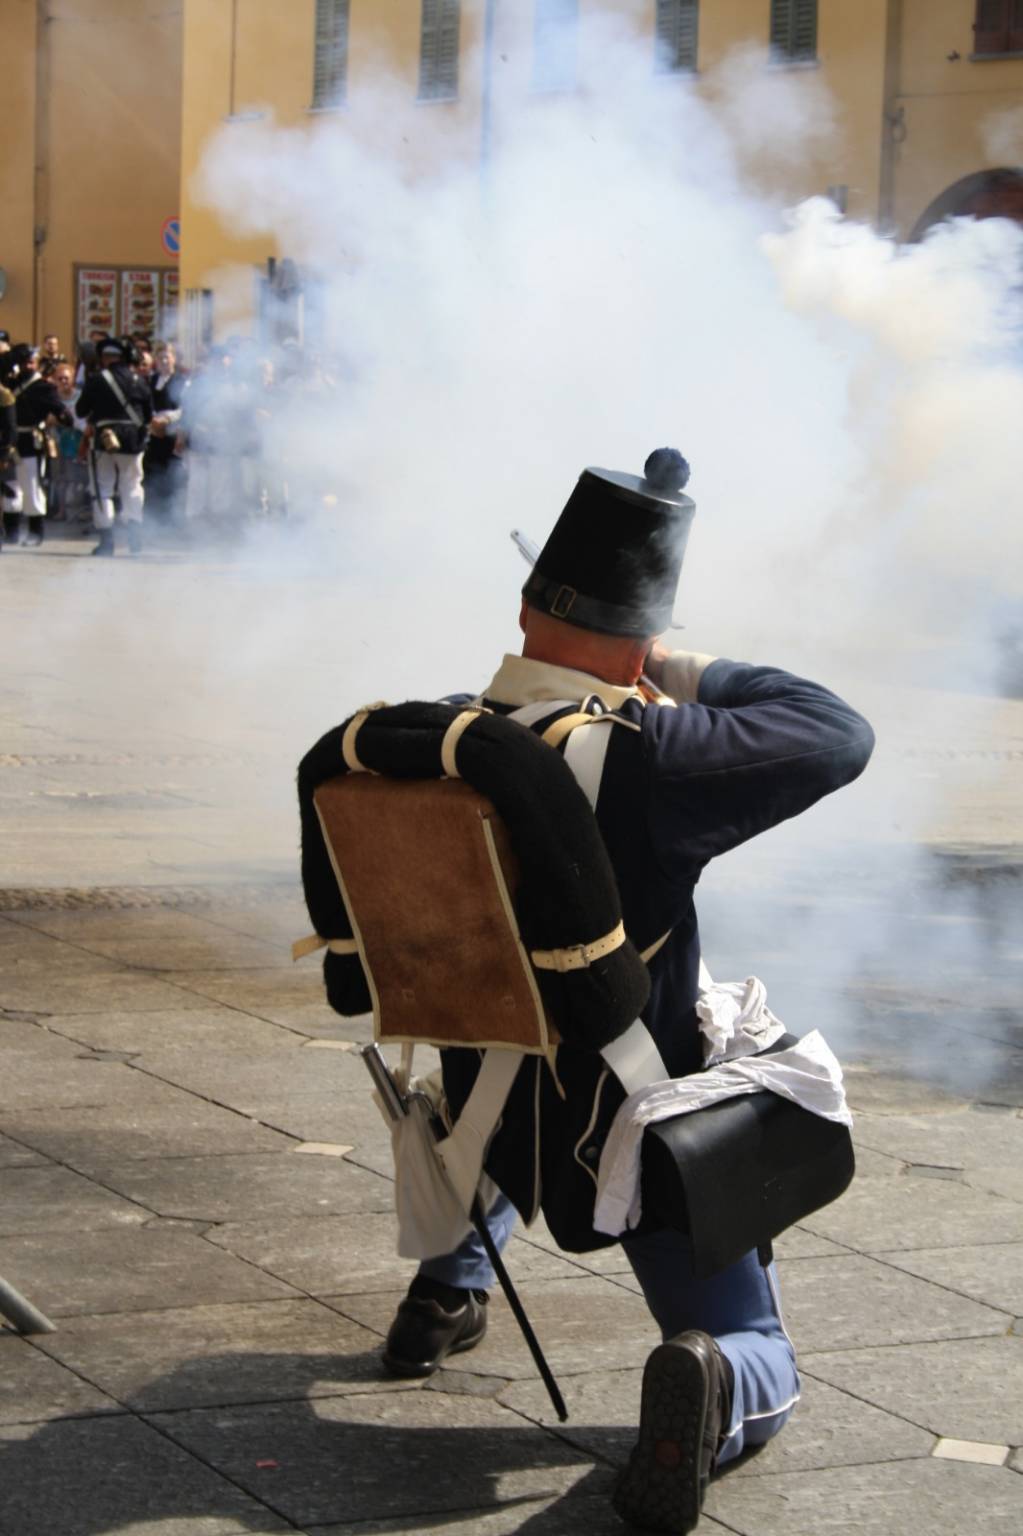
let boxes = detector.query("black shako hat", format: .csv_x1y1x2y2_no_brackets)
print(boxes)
521,447,696,638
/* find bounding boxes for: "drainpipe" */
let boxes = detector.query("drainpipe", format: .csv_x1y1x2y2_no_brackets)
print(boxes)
32,0,51,340
878,0,904,235
480,0,498,197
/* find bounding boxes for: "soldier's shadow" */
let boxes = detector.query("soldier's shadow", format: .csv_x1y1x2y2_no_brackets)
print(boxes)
1,1344,620,1535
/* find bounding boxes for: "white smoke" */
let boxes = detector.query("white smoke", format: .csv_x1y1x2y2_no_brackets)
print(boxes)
8,16,1019,1091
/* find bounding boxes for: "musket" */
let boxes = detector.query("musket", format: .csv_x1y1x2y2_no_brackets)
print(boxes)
360,1043,568,1422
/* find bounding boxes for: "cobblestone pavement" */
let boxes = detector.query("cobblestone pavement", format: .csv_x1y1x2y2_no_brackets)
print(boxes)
1,532,1021,1533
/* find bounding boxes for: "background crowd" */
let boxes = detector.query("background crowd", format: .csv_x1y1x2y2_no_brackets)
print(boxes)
0,326,339,557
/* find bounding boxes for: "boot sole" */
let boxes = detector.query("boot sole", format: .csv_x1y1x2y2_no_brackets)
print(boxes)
381,1315,487,1379
612,1340,709,1533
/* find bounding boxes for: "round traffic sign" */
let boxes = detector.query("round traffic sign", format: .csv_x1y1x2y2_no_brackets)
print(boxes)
161,217,181,258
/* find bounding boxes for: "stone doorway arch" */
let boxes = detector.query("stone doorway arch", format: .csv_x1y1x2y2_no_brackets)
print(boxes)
910,167,1023,240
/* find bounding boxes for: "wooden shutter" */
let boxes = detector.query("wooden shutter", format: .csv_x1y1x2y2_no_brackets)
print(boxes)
1011,0,1023,50
770,0,817,62
420,0,460,100
974,0,1009,52
313,0,349,108
533,0,579,92
655,0,699,72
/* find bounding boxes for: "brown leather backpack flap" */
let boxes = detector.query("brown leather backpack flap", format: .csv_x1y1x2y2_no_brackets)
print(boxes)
313,775,557,1052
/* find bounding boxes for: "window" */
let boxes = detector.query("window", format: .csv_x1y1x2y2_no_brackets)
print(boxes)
655,0,699,73
533,0,579,93
769,0,818,64
972,0,1023,55
312,0,350,108
419,0,460,101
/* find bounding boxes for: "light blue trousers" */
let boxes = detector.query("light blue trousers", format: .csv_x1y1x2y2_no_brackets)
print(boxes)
419,1193,799,1464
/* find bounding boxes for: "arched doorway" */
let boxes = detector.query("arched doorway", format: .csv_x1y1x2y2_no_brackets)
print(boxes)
910,167,1023,241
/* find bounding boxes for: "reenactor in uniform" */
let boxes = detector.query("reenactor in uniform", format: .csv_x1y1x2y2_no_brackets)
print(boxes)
0,368,17,553
365,450,875,1533
77,337,153,557
0,344,68,547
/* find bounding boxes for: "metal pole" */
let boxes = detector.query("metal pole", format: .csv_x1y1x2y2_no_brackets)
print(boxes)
0,1276,56,1335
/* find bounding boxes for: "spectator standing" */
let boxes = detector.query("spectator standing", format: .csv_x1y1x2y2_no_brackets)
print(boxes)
144,342,186,524
77,337,152,557
48,362,90,523
0,367,16,553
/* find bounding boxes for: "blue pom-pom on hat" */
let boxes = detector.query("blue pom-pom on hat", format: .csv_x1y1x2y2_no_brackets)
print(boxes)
643,447,690,492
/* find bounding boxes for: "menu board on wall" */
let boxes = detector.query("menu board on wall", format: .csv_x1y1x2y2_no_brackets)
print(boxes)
161,269,180,338
77,268,118,341
121,270,160,337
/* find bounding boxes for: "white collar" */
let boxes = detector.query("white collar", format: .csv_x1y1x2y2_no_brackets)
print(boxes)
482,653,643,711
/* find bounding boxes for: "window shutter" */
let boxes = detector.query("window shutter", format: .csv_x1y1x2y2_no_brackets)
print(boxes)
533,0,579,92
655,0,699,73
770,0,817,62
420,0,460,100
313,0,350,108
1009,0,1023,49
974,0,1010,52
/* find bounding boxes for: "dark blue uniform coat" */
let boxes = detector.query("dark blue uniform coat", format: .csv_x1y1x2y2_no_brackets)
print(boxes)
440,653,875,1253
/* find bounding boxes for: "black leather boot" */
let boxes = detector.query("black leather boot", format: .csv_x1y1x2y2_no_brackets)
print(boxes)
91,527,115,558
23,516,45,547
612,1330,735,1533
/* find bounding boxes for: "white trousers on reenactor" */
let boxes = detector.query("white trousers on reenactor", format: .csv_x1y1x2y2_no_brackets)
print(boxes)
1,456,46,516
91,452,145,529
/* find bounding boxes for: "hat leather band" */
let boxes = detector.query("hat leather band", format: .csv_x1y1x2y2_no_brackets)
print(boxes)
523,571,671,638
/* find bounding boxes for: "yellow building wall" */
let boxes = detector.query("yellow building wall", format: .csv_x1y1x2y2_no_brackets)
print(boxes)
0,0,42,344
0,0,182,352
891,0,1023,235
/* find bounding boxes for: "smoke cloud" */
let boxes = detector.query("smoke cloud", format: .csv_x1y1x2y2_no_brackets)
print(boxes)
7,15,1020,1094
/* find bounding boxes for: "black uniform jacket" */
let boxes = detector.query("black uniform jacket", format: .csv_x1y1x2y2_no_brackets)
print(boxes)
145,371,186,467
439,652,875,1252
12,375,67,457
78,367,153,455
0,386,16,467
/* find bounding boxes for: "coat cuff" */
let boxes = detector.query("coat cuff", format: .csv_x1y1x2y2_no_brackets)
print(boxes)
658,651,718,703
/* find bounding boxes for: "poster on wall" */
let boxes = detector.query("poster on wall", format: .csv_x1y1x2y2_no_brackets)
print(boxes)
77,268,118,342
160,268,180,339
121,269,161,338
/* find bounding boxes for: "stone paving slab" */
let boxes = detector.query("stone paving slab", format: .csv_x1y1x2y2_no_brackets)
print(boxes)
7,907,253,942
799,1171,1023,1250
840,1064,971,1116
305,1492,652,1534
134,1043,372,1102
147,1390,608,1528
853,1106,1023,1173
804,1334,1023,1444
2,1087,295,1169
85,1151,395,1223
0,1164,150,1235
962,1163,1023,1203
0,967,213,1015
0,1227,301,1316
242,1092,393,1151
68,933,291,973
0,1333,122,1425
703,1454,1023,1534
162,968,365,1037
877,1241,1023,1315
0,1013,84,1055
0,1414,294,1534
499,1366,936,1474
33,1298,418,1412
775,1253,1011,1351
36,1005,304,1055
331,1278,655,1379
0,1053,184,1111
0,1128,48,1167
